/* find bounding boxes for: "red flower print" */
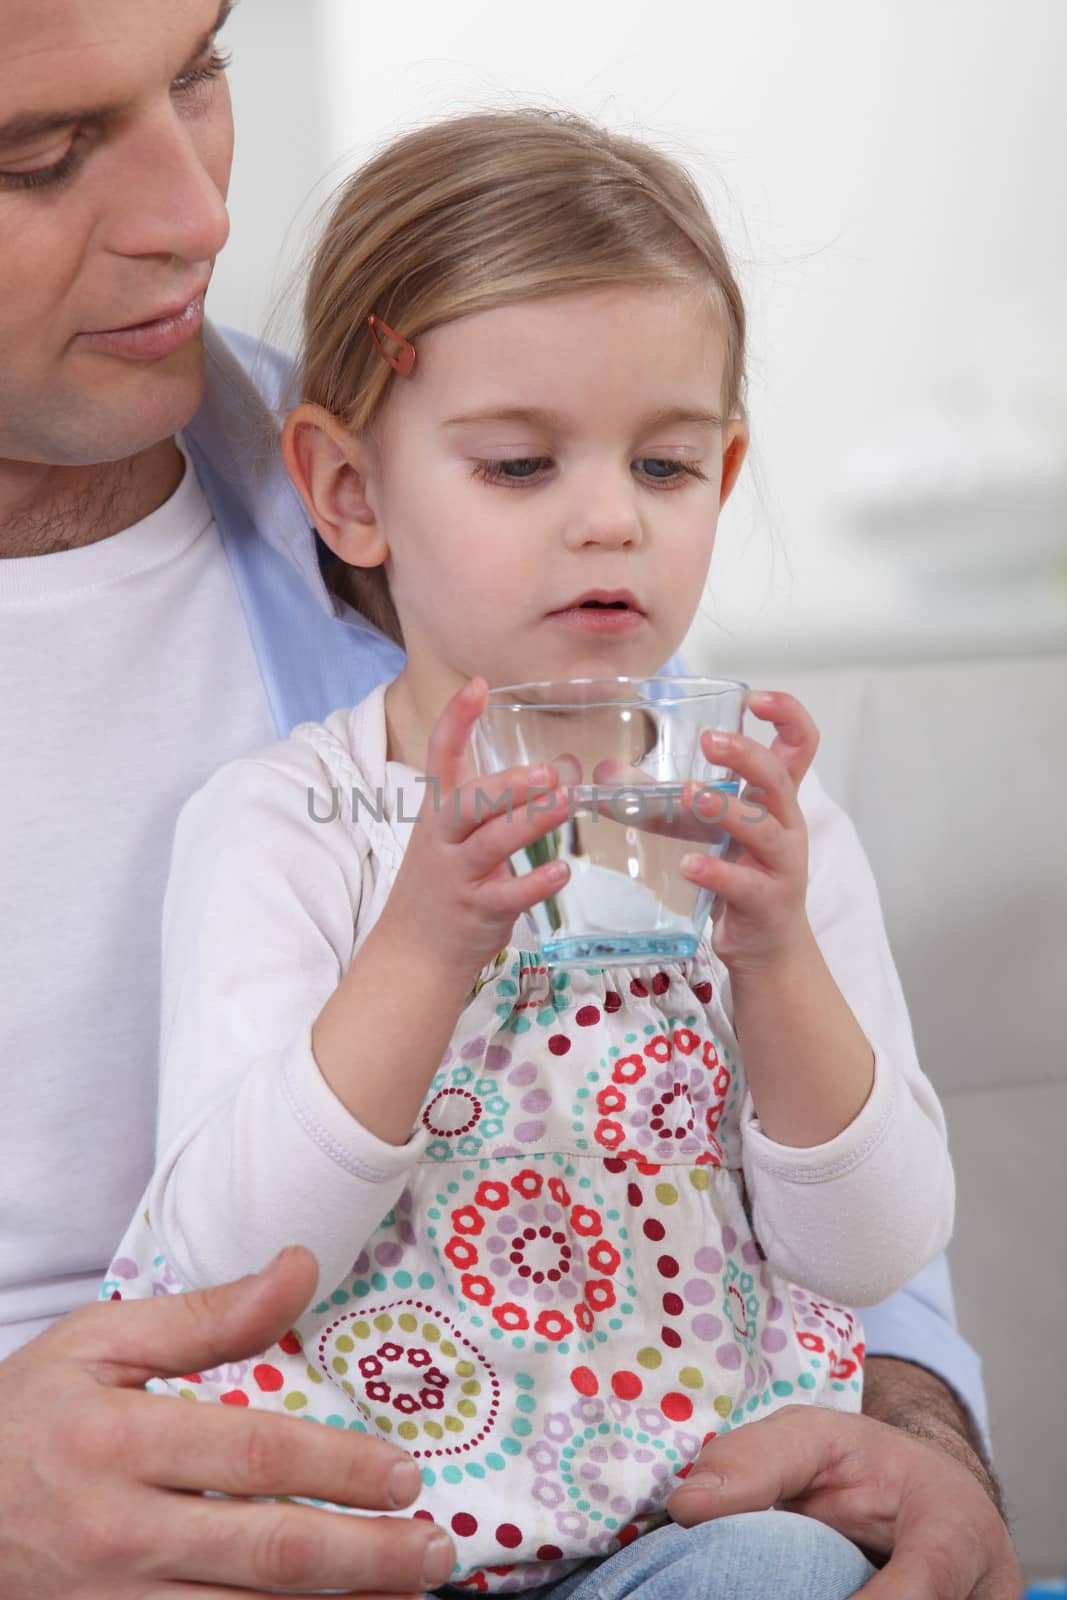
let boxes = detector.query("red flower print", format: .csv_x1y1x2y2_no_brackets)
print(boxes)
673,1027,699,1055
797,1331,826,1353
829,1353,857,1381
407,1348,431,1368
534,1309,574,1341
570,1204,603,1237
706,1104,722,1134
445,1237,478,1270
461,1273,494,1306
645,1034,672,1064
451,1205,484,1236
424,1367,448,1389
379,1342,403,1362
366,1380,390,1402
421,1386,445,1409
512,1169,544,1200
393,1393,420,1414
585,1279,616,1312
710,1064,730,1097
549,1176,571,1205
476,1180,509,1210
594,1118,625,1151
596,1085,626,1116
587,1239,621,1275
492,1302,529,1332
358,1355,382,1378
612,1054,646,1085
575,1303,594,1332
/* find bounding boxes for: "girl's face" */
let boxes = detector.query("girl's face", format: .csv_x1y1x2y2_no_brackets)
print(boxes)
312,283,748,739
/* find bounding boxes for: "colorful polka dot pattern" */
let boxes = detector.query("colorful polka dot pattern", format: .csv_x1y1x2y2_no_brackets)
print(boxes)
103,942,864,1592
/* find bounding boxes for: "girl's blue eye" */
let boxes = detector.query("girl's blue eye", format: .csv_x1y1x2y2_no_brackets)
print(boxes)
472,457,707,488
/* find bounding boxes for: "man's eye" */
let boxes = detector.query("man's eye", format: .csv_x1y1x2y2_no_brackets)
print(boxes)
0,137,82,191
173,48,232,95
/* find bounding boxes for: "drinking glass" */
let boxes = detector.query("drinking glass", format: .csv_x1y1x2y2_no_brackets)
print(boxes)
470,675,748,968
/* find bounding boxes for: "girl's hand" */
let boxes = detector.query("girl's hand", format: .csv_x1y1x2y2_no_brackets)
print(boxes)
381,677,571,984
680,690,820,973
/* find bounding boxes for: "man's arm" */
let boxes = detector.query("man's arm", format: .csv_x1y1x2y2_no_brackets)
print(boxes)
862,1356,1004,1515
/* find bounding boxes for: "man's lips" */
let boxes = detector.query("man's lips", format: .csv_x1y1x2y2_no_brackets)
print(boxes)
78,286,209,360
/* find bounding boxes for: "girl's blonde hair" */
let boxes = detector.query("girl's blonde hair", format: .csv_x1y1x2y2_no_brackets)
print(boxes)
299,108,747,646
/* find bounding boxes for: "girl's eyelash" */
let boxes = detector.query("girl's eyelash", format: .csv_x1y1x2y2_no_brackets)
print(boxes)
471,458,708,488
0,49,231,192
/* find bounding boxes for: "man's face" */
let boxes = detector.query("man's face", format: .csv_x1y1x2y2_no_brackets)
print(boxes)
0,1,234,467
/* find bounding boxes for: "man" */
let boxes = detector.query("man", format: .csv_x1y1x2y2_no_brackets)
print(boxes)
0,2,1022,1595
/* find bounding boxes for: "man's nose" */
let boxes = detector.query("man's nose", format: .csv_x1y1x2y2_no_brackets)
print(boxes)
103,111,230,267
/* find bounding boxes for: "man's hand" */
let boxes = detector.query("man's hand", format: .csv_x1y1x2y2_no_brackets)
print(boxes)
0,1247,456,1598
667,1404,1023,1599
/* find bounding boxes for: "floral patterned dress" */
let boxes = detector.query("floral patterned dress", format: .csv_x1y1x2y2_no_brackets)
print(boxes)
103,716,865,1592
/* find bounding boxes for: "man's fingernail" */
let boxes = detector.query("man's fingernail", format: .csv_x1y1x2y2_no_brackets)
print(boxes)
421,1531,456,1588
386,1456,421,1507
679,1468,727,1490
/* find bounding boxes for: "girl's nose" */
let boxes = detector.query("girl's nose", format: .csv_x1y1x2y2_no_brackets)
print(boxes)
562,491,643,552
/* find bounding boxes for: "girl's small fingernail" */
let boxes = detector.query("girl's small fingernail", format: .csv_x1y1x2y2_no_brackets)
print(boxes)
681,853,704,875
528,764,551,784
748,690,774,706
709,732,735,751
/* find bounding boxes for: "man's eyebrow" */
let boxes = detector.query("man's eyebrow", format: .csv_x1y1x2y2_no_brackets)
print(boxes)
441,404,723,432
0,0,235,148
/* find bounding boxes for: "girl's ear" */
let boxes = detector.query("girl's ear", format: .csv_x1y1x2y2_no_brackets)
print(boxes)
280,403,389,568
719,419,750,506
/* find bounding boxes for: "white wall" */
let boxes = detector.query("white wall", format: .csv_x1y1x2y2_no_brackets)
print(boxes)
211,0,1067,641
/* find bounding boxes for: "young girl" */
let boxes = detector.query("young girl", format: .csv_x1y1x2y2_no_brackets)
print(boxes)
105,109,953,1593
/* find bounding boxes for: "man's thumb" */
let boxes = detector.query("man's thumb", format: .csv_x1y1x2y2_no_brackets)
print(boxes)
72,1246,320,1387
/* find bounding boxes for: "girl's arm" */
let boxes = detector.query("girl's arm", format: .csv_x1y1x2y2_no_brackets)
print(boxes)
147,682,567,1304
732,764,954,1306
147,736,446,1303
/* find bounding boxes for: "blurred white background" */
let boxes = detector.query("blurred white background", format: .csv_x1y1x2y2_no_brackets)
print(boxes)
210,5,1067,1579
212,0,1067,665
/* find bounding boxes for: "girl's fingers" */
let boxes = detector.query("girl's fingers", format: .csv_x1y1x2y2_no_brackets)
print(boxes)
683,781,787,870
462,787,572,877
444,764,561,843
478,859,570,921
699,729,803,831
743,691,820,791
422,677,487,802
680,848,775,917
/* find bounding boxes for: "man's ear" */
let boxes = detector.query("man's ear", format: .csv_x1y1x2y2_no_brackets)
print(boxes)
280,403,388,568
719,418,750,506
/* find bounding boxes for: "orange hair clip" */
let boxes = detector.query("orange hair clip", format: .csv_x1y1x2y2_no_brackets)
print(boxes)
368,313,416,377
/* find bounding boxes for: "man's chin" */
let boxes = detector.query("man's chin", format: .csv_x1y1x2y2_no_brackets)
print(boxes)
5,344,208,468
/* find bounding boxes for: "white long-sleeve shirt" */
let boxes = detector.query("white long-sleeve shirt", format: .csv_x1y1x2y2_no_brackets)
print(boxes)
142,680,953,1312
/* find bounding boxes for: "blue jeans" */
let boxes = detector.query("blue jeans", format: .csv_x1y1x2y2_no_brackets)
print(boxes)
457,1513,877,1600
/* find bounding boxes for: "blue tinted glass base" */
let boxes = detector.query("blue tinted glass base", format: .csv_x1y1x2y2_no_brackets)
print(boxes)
541,931,700,969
